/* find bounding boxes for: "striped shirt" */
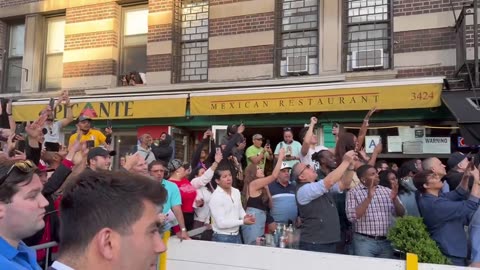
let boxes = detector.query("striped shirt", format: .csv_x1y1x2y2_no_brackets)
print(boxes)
346,183,395,236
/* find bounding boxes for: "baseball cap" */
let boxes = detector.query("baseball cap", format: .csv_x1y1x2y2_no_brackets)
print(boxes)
227,124,238,135
280,162,291,170
447,152,469,169
87,147,115,161
168,159,190,172
77,115,92,123
252,134,263,140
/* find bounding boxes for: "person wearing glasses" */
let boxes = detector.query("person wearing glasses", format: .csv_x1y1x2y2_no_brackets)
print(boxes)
274,127,302,169
0,159,49,270
246,134,272,170
294,151,357,253
48,170,168,270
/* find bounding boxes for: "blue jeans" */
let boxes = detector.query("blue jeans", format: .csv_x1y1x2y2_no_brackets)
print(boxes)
212,233,241,244
241,207,266,245
299,242,337,253
471,208,480,264
353,233,394,259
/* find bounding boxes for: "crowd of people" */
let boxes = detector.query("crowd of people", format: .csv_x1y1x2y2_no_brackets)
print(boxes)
1,91,480,269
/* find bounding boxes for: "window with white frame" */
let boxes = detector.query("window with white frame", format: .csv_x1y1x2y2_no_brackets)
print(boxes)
345,0,391,71
177,0,209,82
44,17,65,90
121,7,148,83
277,0,319,77
4,23,25,92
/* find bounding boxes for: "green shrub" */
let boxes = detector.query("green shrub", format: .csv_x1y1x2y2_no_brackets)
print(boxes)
387,216,450,265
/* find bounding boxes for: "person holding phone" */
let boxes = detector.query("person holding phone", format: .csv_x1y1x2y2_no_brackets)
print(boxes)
414,161,480,266
445,152,475,190
68,115,111,149
43,91,74,151
246,134,272,170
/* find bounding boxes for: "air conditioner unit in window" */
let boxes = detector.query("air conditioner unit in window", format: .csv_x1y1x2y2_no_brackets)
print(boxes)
352,49,384,69
286,55,308,73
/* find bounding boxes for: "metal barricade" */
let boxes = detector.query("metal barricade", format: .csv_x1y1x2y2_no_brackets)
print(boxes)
30,241,58,270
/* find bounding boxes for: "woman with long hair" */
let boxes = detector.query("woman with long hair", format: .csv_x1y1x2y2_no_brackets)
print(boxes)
241,148,285,245
379,169,419,217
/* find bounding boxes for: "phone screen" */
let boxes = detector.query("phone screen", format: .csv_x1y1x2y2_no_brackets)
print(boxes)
106,119,112,128
49,98,55,109
16,140,26,153
86,140,95,149
15,123,25,135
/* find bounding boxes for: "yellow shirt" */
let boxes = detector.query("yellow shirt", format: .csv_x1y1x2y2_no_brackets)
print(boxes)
69,129,106,147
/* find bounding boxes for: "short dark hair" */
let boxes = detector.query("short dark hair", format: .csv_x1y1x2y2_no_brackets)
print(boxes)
356,164,375,180
375,160,388,169
59,169,167,254
148,160,167,172
413,170,435,194
0,158,37,202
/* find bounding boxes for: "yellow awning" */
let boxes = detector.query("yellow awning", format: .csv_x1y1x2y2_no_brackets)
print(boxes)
190,78,443,116
13,94,187,122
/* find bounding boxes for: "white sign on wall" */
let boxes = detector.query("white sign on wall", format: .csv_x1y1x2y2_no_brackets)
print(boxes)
422,137,451,154
365,135,381,154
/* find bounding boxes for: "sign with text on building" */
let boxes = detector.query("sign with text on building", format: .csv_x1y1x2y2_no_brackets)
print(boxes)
190,82,442,116
12,95,187,121
365,135,381,154
423,137,451,154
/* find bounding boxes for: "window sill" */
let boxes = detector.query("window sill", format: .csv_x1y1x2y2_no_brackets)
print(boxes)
345,69,398,81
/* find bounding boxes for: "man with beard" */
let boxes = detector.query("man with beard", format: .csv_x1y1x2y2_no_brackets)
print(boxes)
68,115,112,148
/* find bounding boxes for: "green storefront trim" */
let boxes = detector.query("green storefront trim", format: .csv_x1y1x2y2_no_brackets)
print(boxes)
88,106,453,130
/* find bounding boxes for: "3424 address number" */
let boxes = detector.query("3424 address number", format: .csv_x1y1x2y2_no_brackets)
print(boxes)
410,92,434,101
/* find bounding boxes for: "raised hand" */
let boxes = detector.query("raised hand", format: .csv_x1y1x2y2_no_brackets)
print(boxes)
390,178,399,200
277,147,286,160
368,179,376,199
310,116,318,125
343,150,357,164
214,151,223,163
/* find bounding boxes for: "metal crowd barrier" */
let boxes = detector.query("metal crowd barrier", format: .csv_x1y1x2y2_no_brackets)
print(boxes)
29,226,209,270
30,241,58,270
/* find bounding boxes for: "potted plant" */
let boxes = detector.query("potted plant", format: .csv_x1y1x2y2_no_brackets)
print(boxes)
387,216,450,265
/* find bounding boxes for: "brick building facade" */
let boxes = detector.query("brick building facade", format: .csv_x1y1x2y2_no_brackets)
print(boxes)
0,0,472,95
0,0,475,162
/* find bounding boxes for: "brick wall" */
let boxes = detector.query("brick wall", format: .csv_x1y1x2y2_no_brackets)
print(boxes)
210,12,274,37
394,27,456,53
397,66,455,78
0,0,40,8
210,0,252,6
393,0,466,16
64,31,118,50
147,0,173,74
209,45,274,68
147,54,172,72
64,2,120,78
63,59,117,78
66,2,120,24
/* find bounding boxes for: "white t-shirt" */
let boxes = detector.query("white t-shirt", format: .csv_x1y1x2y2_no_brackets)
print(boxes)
43,121,63,144
300,145,328,171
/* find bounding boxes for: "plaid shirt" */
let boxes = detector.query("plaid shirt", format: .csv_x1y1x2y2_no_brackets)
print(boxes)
346,183,395,236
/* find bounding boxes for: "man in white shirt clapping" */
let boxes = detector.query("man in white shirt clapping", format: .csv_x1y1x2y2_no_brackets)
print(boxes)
209,168,255,243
